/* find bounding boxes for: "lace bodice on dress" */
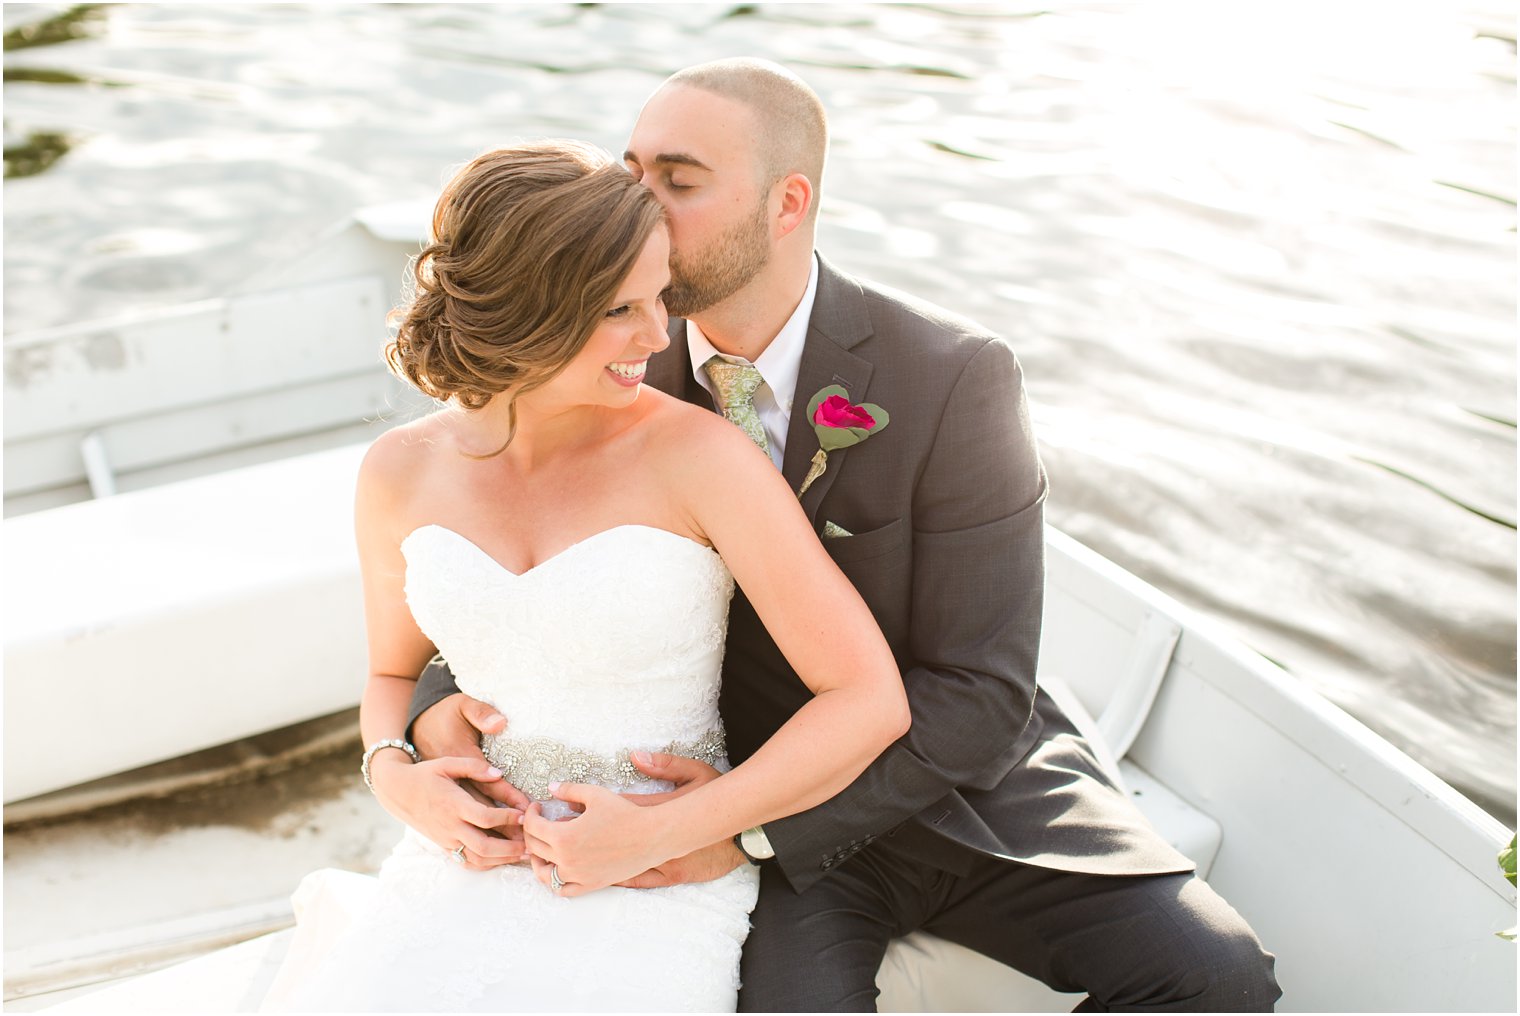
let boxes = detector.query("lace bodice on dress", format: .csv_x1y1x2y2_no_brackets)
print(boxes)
401,524,735,778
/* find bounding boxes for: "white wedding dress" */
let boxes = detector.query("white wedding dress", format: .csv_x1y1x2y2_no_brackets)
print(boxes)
260,524,760,1012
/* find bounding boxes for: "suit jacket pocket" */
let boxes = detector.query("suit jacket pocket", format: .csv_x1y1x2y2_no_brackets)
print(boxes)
823,518,911,647
822,517,905,564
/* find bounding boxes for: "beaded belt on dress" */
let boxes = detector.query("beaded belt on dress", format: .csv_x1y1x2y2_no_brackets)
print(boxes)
481,727,727,802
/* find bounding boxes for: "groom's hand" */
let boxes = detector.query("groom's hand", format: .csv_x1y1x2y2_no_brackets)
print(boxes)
412,691,506,757
620,752,721,805
411,692,524,809
614,754,745,886
616,839,747,888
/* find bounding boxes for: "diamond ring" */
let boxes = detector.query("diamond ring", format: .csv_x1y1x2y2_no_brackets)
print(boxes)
549,864,565,892
451,844,466,864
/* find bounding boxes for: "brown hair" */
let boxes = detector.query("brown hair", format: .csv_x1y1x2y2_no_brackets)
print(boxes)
386,140,664,443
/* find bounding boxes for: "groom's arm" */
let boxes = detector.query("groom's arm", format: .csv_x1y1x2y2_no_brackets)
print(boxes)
407,656,466,744
763,335,1048,893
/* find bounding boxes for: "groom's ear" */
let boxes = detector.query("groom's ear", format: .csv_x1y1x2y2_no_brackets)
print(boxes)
773,172,813,239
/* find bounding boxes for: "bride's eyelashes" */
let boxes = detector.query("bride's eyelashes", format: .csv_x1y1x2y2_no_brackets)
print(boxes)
605,289,670,318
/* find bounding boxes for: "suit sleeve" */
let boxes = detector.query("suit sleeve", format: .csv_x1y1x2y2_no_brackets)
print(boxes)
762,337,1048,892
404,656,463,742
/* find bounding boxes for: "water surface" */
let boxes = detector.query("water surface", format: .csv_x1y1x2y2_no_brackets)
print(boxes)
4,2,1514,822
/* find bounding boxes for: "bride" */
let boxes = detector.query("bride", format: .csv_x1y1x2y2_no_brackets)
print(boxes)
259,140,909,1012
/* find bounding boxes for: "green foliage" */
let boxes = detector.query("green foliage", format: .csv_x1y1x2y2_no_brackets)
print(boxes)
4,68,91,85
1500,835,1516,942
3,5,107,52
3,130,72,179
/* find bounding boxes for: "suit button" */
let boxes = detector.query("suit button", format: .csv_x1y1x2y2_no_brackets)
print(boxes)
820,858,834,870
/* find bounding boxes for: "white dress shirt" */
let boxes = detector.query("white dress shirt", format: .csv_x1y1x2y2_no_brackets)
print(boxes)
687,254,821,471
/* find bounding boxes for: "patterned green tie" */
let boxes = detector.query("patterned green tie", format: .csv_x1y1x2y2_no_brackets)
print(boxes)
703,356,771,455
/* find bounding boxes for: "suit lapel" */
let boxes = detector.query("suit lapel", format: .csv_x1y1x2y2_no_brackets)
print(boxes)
654,260,876,525
781,257,875,523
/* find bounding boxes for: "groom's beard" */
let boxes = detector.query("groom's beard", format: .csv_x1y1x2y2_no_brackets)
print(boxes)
663,197,771,318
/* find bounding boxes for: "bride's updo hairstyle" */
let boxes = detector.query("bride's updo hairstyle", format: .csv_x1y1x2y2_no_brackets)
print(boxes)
387,140,665,429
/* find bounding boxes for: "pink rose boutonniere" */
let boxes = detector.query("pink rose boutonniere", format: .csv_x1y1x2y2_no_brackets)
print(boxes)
797,385,890,497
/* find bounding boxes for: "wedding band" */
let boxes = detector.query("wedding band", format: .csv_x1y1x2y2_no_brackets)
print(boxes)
549,864,565,892
451,844,466,864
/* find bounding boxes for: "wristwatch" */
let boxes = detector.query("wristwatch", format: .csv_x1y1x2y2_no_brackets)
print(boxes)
733,825,775,865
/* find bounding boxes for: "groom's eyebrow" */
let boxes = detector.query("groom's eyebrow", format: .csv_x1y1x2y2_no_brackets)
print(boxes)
624,150,712,172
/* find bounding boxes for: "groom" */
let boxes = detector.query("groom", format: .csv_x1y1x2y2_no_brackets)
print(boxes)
408,59,1279,1011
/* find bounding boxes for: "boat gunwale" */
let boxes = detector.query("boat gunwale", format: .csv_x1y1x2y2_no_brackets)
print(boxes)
1048,528,1513,897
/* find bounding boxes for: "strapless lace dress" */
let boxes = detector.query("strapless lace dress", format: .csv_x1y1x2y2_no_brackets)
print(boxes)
260,524,760,1012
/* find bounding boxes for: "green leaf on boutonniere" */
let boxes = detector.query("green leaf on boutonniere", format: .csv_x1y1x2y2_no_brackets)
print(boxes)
798,386,890,496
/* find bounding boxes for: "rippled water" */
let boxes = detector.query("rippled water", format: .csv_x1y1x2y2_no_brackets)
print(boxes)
4,2,1514,823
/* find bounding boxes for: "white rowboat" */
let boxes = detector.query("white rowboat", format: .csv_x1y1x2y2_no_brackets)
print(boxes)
3,438,1513,1011
3,208,1513,1011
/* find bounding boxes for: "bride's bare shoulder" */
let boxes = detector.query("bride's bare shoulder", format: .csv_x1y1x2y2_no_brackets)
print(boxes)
358,410,454,496
640,391,772,479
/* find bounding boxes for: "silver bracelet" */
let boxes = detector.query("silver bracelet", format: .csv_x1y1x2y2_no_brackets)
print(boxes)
361,738,420,793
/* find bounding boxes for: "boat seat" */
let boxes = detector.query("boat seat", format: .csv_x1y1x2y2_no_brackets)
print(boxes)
4,443,372,803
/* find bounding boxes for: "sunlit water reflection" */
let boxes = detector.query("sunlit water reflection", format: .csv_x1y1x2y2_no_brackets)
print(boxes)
4,2,1514,822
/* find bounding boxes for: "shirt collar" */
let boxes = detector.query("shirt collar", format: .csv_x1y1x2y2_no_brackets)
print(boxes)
686,253,820,414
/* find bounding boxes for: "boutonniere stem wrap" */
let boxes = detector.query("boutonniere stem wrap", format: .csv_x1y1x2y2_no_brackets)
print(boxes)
798,385,890,497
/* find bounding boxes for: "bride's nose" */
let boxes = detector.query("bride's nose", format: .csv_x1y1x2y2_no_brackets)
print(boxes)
638,312,670,353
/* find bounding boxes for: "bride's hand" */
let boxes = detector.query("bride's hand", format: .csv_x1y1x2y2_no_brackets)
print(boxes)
521,785,670,895
369,753,528,870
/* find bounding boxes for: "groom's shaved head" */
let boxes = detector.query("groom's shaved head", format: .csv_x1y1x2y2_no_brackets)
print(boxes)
663,58,827,222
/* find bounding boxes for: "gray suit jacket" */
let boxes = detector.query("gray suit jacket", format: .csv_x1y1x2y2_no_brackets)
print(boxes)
645,255,1192,892
411,255,1192,893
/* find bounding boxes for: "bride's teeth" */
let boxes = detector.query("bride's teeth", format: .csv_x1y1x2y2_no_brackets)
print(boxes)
608,361,645,380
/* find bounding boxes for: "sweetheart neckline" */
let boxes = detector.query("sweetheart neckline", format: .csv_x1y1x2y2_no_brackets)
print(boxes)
402,523,719,579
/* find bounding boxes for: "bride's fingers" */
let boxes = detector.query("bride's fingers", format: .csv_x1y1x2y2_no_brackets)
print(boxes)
425,756,504,784
528,850,592,897
528,852,558,887
546,780,615,811
519,804,558,859
455,793,523,837
460,774,533,812
522,828,555,862
456,824,527,865
519,801,553,842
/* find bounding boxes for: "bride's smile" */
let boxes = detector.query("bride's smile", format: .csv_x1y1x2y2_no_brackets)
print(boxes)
605,358,649,385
